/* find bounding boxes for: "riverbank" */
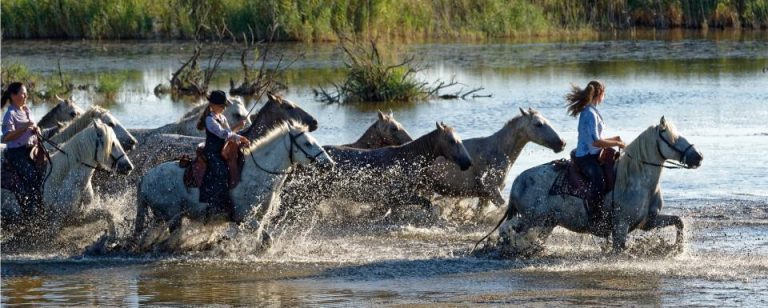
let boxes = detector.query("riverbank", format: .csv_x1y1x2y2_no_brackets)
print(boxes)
2,0,767,41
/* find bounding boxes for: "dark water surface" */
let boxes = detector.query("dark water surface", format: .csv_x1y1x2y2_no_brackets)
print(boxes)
2,30,767,305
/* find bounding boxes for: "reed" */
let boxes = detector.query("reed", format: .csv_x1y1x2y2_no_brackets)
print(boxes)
2,0,766,41
96,74,127,98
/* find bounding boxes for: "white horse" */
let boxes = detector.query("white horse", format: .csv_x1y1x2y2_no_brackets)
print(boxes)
48,106,138,151
37,95,85,129
143,98,250,137
477,117,703,254
2,119,134,236
133,122,335,246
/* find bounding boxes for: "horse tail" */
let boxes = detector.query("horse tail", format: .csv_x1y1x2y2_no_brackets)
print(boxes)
470,197,520,255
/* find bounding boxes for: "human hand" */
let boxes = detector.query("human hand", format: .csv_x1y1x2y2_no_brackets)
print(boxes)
616,141,626,149
239,135,249,145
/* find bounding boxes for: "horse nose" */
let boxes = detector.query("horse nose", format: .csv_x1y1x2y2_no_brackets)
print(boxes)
460,157,472,171
555,139,566,153
691,151,703,168
118,159,134,174
309,119,319,131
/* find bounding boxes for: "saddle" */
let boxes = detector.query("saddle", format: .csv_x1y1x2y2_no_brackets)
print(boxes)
549,148,618,200
179,140,245,188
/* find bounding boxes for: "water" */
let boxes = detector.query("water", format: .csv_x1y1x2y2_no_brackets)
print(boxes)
2,30,768,305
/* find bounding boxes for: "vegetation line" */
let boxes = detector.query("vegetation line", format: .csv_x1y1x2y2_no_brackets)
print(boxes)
2,0,766,41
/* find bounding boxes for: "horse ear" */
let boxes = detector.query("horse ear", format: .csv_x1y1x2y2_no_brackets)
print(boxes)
519,107,528,117
528,107,535,115
267,93,277,102
388,109,394,117
435,122,442,130
660,116,667,128
377,110,386,120
55,94,64,102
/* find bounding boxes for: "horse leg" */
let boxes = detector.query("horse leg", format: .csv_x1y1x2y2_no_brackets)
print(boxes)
500,216,553,257
68,208,116,237
132,196,150,241
167,213,183,234
74,208,118,255
640,214,684,249
611,221,630,253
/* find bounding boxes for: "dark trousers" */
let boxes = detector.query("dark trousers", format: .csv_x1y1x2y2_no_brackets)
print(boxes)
5,146,45,218
573,153,605,204
199,151,233,217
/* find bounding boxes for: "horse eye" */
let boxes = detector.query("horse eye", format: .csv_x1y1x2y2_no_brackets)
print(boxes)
305,142,311,147
535,122,544,128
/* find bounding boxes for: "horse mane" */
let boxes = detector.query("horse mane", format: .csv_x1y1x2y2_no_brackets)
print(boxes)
48,122,113,185
614,120,680,191
51,106,109,143
38,102,62,125
244,120,308,154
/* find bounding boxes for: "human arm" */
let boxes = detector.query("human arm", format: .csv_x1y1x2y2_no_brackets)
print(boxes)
231,119,246,132
593,138,625,149
1,115,33,143
206,115,248,144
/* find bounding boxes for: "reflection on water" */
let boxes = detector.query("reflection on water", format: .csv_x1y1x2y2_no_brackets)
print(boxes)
2,30,767,305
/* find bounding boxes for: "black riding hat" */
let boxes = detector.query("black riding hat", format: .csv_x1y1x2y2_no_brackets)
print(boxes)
207,90,230,105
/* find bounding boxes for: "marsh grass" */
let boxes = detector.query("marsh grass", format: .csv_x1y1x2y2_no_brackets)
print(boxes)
96,73,129,99
2,0,765,40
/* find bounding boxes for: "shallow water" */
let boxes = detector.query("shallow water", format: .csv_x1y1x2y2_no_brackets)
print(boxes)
2,30,768,305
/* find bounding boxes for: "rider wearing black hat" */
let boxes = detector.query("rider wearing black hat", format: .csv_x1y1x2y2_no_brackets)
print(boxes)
196,90,249,218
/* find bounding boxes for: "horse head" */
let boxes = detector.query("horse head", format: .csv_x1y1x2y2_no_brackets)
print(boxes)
261,93,319,131
656,116,703,169
434,122,472,171
374,110,413,146
224,97,251,129
55,95,85,121
96,109,138,151
518,107,566,153
91,119,134,174
285,123,335,171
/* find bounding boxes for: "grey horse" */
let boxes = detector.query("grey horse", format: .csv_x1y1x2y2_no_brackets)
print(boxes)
476,117,703,254
427,107,565,207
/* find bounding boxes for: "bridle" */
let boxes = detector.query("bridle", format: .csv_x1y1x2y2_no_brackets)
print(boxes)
249,131,324,175
40,123,125,172
626,128,695,169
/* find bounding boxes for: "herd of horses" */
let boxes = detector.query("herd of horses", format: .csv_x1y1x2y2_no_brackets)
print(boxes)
0,93,703,255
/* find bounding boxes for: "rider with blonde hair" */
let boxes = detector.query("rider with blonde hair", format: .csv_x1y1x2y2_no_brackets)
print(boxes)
566,80,625,210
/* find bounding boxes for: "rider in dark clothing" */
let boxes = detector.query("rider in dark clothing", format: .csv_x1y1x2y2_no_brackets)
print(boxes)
196,90,248,219
1,82,57,221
